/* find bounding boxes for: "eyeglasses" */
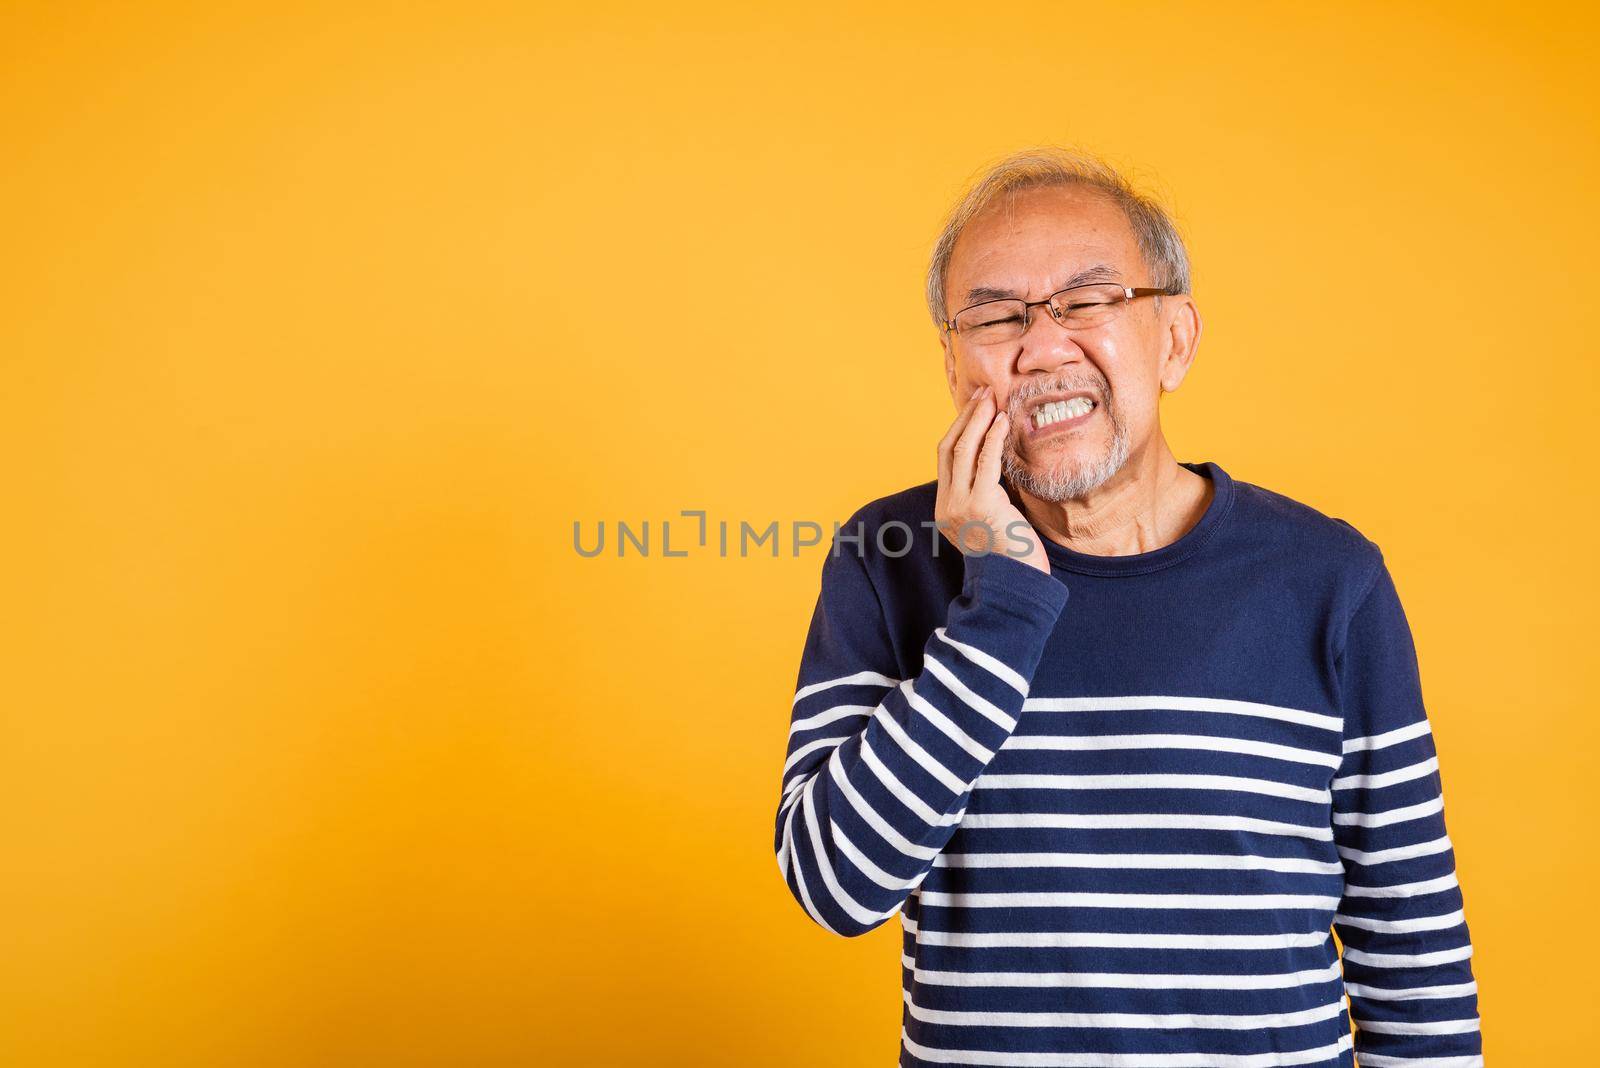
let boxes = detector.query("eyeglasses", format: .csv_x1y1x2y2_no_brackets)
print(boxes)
943,282,1175,345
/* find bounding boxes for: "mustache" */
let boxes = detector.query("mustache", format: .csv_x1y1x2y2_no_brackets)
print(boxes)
1004,375,1110,411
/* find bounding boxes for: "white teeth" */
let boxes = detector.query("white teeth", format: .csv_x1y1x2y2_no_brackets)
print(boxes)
1032,397,1095,428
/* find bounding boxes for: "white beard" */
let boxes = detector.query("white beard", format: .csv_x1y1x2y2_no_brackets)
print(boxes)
1001,410,1131,502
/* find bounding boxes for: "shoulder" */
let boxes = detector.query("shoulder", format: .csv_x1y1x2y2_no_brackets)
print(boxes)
824,478,958,609
1227,470,1386,596
839,479,940,538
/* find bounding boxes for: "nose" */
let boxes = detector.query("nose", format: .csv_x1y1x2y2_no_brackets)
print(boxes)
1014,302,1084,377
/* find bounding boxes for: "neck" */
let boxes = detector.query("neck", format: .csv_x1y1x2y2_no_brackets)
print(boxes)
1012,433,1212,558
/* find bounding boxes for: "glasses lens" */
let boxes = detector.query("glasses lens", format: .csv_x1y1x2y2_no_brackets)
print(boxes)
1054,283,1125,327
954,300,1026,343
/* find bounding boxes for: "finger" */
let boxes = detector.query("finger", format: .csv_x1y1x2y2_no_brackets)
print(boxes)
951,387,996,493
937,385,987,490
976,410,1008,490
939,385,986,462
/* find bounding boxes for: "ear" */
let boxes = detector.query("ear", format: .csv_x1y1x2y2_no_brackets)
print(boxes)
1158,296,1202,394
941,330,960,405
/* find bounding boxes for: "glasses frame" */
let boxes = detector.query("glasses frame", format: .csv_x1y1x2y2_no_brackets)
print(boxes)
942,283,1176,338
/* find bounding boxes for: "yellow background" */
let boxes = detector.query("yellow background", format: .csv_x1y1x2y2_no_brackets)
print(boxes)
3,2,1593,1064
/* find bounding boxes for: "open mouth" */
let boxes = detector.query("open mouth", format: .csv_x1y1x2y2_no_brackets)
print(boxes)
1024,392,1098,437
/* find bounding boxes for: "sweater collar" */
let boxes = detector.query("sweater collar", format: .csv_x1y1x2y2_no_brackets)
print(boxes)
1036,460,1236,577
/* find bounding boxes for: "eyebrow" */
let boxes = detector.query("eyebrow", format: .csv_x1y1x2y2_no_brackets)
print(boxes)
962,264,1122,305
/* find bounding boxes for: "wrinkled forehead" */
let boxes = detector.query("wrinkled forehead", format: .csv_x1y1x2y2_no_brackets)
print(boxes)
946,186,1145,309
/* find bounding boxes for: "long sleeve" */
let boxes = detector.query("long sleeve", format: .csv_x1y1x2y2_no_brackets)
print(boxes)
1330,553,1483,1065
773,541,1070,937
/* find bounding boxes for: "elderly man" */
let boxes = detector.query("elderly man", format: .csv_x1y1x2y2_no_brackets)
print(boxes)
773,148,1482,1067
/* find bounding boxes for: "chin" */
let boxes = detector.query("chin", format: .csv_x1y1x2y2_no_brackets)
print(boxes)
1003,431,1131,503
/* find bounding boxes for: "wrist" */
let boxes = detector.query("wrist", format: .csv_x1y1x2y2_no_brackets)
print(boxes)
961,548,1068,614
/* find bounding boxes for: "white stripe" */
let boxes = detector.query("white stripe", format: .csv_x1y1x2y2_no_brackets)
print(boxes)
1338,833,1454,867
1333,794,1444,829
869,702,969,795
777,756,817,879
779,784,840,935
922,653,1017,731
910,928,1334,951
900,680,995,762
1025,694,1342,732
1332,755,1439,791
792,669,897,706
776,773,804,874
1003,731,1342,769
975,771,1330,804
957,811,1333,841
1342,943,1473,968
902,1028,1351,1067
917,889,1342,910
827,749,945,861
1344,979,1479,1001
780,773,806,806
876,713,960,796
780,733,852,780
1352,1054,1481,1068
902,986,1346,1031
830,817,920,893
859,737,944,824
903,959,1343,990
1334,908,1466,934
1353,1017,1481,1036
798,773,894,929
776,778,811,829
787,702,872,736
933,626,1028,695
1341,872,1460,898
1343,717,1432,753
935,850,1344,875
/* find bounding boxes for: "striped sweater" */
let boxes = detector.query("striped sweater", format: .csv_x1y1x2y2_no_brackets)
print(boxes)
773,461,1482,1067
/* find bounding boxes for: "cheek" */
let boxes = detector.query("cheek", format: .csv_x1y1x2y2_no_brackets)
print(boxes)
1097,339,1162,412
954,360,1012,402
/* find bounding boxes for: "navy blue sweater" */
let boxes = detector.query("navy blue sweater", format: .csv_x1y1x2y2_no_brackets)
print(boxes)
774,461,1482,1067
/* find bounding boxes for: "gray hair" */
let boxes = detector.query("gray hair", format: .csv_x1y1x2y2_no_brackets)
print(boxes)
925,146,1192,330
